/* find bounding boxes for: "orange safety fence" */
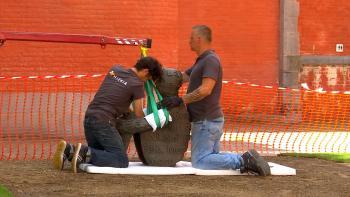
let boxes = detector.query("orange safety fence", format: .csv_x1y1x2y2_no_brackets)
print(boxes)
1,74,350,160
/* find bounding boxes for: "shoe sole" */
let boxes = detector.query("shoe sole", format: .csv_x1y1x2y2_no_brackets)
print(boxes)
53,140,66,170
71,143,82,173
248,149,271,176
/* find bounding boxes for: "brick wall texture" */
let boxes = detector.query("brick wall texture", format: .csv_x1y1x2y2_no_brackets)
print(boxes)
0,1,348,85
299,0,350,56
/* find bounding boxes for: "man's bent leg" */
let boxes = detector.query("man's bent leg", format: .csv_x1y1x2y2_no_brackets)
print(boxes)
191,117,242,170
84,117,129,168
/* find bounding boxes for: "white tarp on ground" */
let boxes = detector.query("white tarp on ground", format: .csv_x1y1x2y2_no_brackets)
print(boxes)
80,161,296,176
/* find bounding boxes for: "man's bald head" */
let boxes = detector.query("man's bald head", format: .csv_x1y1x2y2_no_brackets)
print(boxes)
192,25,212,43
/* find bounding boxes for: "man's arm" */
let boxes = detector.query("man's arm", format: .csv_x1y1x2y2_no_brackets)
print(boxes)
182,77,216,104
160,77,216,108
132,98,144,118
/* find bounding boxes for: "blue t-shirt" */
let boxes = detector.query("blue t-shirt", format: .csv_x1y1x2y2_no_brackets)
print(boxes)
185,50,223,122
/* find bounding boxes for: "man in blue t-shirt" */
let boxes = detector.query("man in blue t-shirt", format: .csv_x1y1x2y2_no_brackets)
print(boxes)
161,25,271,176
53,56,163,173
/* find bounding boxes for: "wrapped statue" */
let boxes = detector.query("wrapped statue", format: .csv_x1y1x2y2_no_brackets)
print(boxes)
116,68,191,167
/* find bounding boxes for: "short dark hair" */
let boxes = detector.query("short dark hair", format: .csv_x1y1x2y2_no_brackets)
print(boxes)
192,25,212,42
135,56,163,81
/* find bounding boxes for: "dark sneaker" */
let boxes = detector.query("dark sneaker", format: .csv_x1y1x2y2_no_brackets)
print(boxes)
71,143,88,173
53,140,72,170
240,149,271,176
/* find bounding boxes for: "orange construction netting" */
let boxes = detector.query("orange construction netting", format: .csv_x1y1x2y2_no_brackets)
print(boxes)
1,74,350,160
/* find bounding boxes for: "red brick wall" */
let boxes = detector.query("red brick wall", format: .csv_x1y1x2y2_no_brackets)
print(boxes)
0,0,279,85
178,0,279,84
299,0,350,55
0,0,179,76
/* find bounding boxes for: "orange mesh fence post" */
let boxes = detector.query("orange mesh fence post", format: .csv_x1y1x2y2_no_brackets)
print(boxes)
6,79,13,160
38,78,44,160
249,84,269,152
227,82,240,153
221,82,233,152
246,84,257,151
69,77,75,145
54,77,60,157
13,79,19,160
29,78,36,160
62,77,67,144
287,89,302,153
220,82,228,152
256,85,275,154
252,85,263,152
46,77,52,159
22,78,28,160
221,82,238,153
302,90,316,153
279,89,293,153
232,83,247,153
265,87,282,155
78,76,84,144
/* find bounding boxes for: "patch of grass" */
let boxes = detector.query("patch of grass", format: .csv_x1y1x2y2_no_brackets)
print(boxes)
279,153,350,163
0,185,12,197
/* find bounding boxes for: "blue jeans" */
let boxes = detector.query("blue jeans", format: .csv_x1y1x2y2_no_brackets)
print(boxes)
191,117,242,170
84,116,129,168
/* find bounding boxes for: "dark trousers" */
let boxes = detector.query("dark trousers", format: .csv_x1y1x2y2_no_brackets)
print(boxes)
84,115,129,168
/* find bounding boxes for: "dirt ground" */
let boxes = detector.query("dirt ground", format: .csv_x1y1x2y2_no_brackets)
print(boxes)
0,156,350,197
